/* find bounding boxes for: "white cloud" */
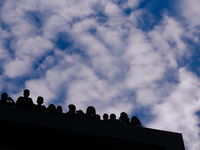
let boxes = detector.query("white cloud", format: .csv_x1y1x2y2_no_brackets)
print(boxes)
76,33,120,79
96,25,127,56
15,36,53,58
0,28,12,60
123,28,165,89
0,76,3,91
104,2,123,17
72,18,98,34
25,79,57,104
43,14,71,40
3,35,53,78
136,88,159,106
149,16,187,64
4,57,33,78
147,67,200,150
179,0,200,27
129,9,144,26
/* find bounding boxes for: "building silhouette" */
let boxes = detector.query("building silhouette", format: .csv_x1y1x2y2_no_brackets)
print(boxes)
0,104,185,150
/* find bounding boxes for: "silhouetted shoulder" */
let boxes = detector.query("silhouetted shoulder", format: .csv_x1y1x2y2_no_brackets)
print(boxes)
16,97,33,108
16,96,23,105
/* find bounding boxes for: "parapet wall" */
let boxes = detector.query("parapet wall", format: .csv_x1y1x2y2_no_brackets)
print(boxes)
0,105,185,150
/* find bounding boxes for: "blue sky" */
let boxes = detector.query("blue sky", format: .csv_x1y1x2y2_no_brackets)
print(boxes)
0,0,200,149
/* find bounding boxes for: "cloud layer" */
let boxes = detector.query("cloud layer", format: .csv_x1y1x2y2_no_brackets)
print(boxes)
0,0,200,149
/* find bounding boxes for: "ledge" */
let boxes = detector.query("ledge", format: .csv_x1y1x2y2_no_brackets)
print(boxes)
0,104,185,150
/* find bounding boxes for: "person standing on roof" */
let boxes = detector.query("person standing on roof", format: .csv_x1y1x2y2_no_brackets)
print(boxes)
16,89,34,108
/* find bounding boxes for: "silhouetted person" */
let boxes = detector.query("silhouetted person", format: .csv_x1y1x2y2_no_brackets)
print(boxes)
57,105,63,113
130,116,142,127
66,104,76,116
109,113,118,123
76,110,85,117
95,114,101,120
35,96,46,111
103,113,109,121
86,106,96,119
47,104,58,113
16,89,34,108
0,93,15,106
119,112,130,125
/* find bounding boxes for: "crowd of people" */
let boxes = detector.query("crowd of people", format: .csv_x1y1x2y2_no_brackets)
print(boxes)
0,89,142,127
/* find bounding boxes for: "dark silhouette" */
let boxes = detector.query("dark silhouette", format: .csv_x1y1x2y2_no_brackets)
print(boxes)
0,103,184,150
109,113,118,123
119,112,130,125
57,105,63,113
130,116,142,127
76,110,85,117
1,90,145,129
0,93,15,106
16,89,34,108
35,96,46,111
103,113,109,121
95,114,101,120
66,104,76,116
47,104,58,113
86,106,96,119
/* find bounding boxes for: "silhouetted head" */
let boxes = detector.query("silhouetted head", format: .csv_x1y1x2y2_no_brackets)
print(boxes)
23,89,30,98
67,104,76,115
37,96,44,106
86,106,96,117
95,114,101,120
57,105,63,113
68,104,76,111
103,113,108,120
1,93,8,100
47,104,56,111
131,116,141,126
120,112,128,119
76,110,85,117
120,112,130,124
110,113,116,121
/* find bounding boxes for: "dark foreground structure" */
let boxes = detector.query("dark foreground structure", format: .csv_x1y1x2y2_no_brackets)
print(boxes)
0,105,185,150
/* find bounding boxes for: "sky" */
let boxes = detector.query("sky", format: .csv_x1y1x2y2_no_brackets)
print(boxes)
0,0,200,149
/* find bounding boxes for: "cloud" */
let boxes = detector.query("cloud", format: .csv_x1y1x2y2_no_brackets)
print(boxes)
104,2,123,17
123,27,165,89
0,76,4,91
179,0,200,27
0,27,12,65
0,1,200,150
126,0,141,8
15,36,53,58
4,36,53,78
149,16,187,64
147,67,200,150
4,57,33,78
